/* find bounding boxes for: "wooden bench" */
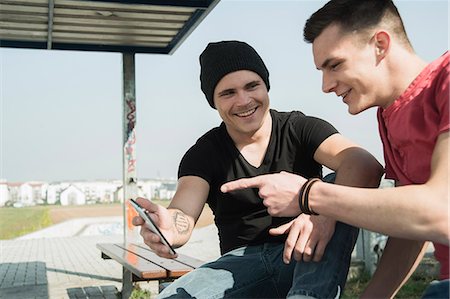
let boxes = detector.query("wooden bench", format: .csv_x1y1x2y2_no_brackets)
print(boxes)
97,243,204,298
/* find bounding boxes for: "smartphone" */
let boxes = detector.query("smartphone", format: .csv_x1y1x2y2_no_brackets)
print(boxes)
129,198,176,255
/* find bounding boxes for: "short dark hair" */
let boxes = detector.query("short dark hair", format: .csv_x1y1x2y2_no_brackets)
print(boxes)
303,0,412,49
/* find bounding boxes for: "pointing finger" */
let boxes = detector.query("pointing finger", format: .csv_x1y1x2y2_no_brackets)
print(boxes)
220,176,265,193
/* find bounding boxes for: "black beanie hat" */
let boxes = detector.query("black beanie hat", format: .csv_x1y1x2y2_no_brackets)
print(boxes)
199,40,270,109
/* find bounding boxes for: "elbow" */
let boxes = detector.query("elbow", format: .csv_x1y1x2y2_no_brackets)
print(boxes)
421,193,449,245
439,231,450,246
431,187,449,245
434,215,450,245
425,224,450,246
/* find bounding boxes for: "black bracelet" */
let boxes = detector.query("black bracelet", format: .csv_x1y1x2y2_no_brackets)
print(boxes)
304,178,320,215
298,178,321,215
298,179,310,214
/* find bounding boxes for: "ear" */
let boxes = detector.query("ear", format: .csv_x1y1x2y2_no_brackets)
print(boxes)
373,31,390,60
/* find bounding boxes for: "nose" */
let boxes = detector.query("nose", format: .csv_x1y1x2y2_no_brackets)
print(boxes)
236,90,252,105
322,73,337,93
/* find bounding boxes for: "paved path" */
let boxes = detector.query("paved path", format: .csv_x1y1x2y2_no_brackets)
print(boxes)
0,218,220,299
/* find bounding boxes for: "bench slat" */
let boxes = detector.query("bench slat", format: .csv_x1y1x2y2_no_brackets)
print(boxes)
97,243,168,279
118,243,194,278
133,243,203,269
170,252,205,268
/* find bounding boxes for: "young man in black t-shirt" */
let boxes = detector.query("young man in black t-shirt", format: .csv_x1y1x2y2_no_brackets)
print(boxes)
133,40,383,298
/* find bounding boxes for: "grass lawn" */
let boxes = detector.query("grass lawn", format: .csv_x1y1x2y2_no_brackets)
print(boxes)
0,206,52,239
343,270,434,298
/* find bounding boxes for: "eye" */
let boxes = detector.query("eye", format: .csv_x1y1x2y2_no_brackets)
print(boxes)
247,81,260,90
331,62,341,71
219,90,235,98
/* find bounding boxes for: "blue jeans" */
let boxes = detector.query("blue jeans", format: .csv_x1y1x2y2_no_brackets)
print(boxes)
421,279,450,299
158,221,358,299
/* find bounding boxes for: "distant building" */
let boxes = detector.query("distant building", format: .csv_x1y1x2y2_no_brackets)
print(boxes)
0,178,177,207
40,183,49,204
46,183,68,205
5,182,22,205
158,182,177,200
114,185,145,203
75,180,121,204
3,181,47,206
19,183,33,206
60,185,86,206
139,180,162,199
0,180,8,207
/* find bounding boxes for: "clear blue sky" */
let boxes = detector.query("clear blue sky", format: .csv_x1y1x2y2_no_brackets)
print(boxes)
1,0,448,182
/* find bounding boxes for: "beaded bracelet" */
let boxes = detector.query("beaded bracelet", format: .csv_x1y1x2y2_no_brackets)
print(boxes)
298,178,321,215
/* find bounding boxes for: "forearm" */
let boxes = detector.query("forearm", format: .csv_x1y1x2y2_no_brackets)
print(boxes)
168,208,196,247
310,133,449,244
167,176,210,247
361,238,428,298
309,183,448,244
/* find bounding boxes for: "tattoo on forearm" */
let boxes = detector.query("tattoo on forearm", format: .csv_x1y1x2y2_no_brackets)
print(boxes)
173,211,190,234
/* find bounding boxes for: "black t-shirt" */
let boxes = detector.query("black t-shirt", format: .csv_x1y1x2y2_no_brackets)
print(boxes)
178,109,338,254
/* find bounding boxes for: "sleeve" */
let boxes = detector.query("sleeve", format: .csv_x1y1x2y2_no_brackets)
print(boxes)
177,137,214,185
293,115,339,159
435,55,450,134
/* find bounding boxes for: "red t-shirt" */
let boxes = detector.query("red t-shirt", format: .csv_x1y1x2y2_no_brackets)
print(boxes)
377,51,449,280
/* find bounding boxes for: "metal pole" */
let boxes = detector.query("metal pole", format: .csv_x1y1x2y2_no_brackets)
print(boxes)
122,52,139,244
47,0,54,49
360,229,377,275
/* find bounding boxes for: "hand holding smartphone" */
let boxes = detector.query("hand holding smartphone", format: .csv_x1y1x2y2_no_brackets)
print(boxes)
129,198,176,255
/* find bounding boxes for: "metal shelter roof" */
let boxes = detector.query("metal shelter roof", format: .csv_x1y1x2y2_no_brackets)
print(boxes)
0,0,219,53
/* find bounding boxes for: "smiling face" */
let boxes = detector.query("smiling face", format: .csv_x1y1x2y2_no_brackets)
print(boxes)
213,70,270,139
312,24,385,115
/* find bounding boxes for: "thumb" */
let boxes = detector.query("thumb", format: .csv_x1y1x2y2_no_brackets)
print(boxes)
269,221,293,236
135,197,157,212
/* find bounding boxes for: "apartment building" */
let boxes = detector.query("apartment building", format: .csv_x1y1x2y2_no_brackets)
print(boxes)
0,178,177,207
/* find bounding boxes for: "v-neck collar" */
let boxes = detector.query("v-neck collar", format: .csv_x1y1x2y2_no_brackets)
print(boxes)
220,109,275,170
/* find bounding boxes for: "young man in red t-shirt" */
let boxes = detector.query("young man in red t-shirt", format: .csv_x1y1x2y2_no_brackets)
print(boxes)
222,1,449,298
